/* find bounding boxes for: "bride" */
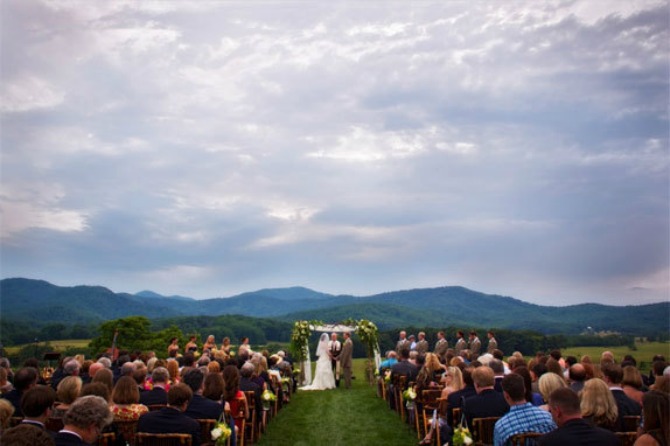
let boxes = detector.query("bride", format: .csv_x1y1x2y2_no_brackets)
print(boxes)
301,333,336,390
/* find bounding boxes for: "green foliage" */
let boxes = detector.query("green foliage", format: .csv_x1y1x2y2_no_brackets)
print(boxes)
89,317,184,356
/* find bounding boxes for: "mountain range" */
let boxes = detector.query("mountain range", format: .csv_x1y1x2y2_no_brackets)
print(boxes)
1,277,668,335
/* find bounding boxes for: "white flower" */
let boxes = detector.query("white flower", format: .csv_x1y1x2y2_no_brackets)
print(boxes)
211,427,222,440
463,436,473,445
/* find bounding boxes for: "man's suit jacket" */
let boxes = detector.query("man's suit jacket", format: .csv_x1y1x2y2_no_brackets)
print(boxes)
446,385,477,427
455,338,467,354
538,418,619,446
415,340,429,355
469,337,482,356
461,389,509,429
390,360,418,382
340,339,353,369
54,431,89,446
0,389,23,416
434,339,449,358
139,386,168,406
487,338,498,353
396,339,411,353
184,394,223,420
137,407,201,446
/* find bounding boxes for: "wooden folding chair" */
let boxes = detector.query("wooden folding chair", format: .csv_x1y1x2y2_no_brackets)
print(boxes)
135,432,193,446
196,418,217,446
616,432,637,446
622,415,640,432
244,390,259,444
509,432,543,446
420,390,442,438
113,419,139,445
232,402,247,446
96,432,117,446
471,417,500,446
451,407,462,429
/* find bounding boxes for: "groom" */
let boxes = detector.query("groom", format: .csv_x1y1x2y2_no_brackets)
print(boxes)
328,333,342,387
340,331,354,389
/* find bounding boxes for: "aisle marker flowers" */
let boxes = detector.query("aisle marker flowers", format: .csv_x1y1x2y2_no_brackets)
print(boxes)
211,421,232,446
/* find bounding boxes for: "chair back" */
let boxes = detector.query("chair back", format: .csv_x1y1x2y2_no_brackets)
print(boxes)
509,432,543,446
472,417,500,446
96,432,117,446
197,418,217,446
451,407,462,428
148,404,167,412
244,390,259,443
622,415,640,432
135,432,193,446
113,419,139,444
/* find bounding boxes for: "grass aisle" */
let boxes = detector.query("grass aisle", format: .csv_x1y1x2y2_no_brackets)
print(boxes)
257,359,418,446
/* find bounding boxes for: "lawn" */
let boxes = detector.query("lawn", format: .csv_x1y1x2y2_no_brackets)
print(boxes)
257,358,417,446
4,339,91,356
561,341,669,372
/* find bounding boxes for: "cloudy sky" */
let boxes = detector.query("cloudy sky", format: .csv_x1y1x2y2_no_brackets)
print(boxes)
1,1,668,306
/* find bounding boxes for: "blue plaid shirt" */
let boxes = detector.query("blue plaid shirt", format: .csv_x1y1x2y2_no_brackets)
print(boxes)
493,402,556,446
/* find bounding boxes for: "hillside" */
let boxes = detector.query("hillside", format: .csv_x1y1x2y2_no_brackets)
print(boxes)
1,278,668,341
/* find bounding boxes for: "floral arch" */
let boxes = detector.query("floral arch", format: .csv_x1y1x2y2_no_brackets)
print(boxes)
290,319,381,386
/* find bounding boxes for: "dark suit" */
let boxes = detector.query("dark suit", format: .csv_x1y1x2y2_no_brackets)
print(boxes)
538,418,620,446
137,407,201,446
184,394,223,420
390,360,418,382
239,377,263,416
0,389,23,416
446,385,477,427
461,388,509,429
54,431,89,446
611,389,641,431
139,386,168,406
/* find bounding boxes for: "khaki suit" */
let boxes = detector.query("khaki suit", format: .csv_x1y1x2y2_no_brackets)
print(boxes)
434,338,449,358
415,339,429,355
340,338,354,389
487,337,498,354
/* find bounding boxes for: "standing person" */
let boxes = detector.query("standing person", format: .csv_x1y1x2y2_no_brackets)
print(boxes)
415,332,429,355
468,331,482,357
301,334,336,391
328,333,342,388
185,336,198,354
167,338,179,358
487,331,498,354
454,331,467,356
396,331,410,353
434,331,449,360
538,388,620,446
340,332,354,389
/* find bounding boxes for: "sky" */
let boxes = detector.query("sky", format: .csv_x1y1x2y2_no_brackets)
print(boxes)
1,1,668,306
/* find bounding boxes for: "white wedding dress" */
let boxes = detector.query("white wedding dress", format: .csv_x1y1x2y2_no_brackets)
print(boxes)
301,334,336,391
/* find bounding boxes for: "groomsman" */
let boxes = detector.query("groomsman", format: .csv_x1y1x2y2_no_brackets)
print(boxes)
340,332,354,389
455,331,467,355
415,332,429,355
434,331,449,360
487,331,498,354
396,331,411,353
328,333,342,387
469,331,482,357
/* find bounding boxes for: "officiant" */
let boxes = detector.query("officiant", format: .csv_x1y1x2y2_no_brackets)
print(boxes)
328,333,342,387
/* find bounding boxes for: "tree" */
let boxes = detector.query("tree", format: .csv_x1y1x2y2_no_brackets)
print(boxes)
89,316,185,356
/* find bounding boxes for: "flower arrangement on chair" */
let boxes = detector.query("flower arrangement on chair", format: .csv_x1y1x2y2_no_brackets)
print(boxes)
402,388,417,410
261,389,276,410
452,425,473,445
210,421,232,446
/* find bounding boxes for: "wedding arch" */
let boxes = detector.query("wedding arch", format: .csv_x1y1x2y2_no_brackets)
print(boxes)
290,319,381,386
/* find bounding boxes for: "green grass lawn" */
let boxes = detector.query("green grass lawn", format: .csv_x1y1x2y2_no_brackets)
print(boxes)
257,358,417,446
4,339,92,356
561,341,670,372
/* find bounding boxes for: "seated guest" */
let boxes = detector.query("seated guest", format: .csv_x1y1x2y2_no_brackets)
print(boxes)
136,384,201,445
494,374,556,446
378,351,398,374
538,387,619,446
3,423,56,446
55,395,113,446
601,363,641,430
621,365,644,407
167,360,180,385
91,368,114,395
203,372,225,402
52,376,83,417
0,367,13,394
140,367,169,406
111,376,148,420
390,348,418,382
0,398,15,435
568,363,587,393
514,367,544,406
182,368,223,420
1,367,38,416
19,385,57,433
580,378,619,431
240,362,262,417
223,366,248,433
462,366,509,429
635,390,669,446
446,366,477,428
538,373,567,410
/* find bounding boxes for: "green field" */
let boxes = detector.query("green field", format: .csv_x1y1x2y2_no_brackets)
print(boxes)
562,341,670,372
4,339,91,356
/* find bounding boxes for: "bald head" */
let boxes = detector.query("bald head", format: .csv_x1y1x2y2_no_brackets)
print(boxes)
569,363,586,382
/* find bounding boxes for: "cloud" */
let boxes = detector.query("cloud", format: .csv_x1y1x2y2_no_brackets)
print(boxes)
1,0,667,305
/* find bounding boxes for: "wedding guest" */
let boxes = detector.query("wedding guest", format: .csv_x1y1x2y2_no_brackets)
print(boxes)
55,395,113,446
52,376,83,417
223,366,248,433
378,351,398,374
2,423,55,446
0,398,15,435
621,365,645,407
167,360,180,385
396,331,410,353
635,390,669,446
0,367,13,394
140,367,169,406
580,378,619,431
240,362,263,418
462,366,509,429
92,368,114,395
601,362,641,430
514,367,543,405
111,376,148,420
390,348,418,383
1,366,38,416
568,363,587,393
203,372,225,402
19,385,57,431
538,372,567,410
183,368,223,420
136,384,201,446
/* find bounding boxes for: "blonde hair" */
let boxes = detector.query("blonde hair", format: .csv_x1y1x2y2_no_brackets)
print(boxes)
57,376,83,404
447,366,464,391
424,353,442,374
622,366,643,389
0,399,15,430
538,372,566,402
581,378,618,429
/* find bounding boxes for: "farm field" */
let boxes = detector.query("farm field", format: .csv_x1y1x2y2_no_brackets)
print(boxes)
562,341,670,372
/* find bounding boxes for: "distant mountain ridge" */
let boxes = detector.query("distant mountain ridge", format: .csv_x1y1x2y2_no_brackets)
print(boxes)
1,277,668,336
